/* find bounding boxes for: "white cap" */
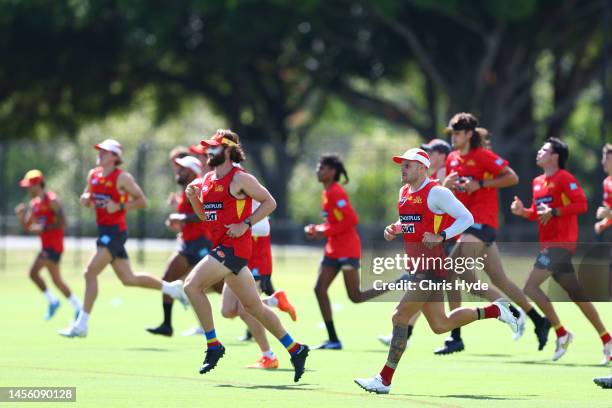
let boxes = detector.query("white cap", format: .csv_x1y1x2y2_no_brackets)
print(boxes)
95,139,123,157
174,156,203,176
392,148,430,168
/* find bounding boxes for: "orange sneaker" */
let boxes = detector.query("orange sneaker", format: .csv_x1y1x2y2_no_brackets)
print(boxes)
248,356,279,369
274,290,297,321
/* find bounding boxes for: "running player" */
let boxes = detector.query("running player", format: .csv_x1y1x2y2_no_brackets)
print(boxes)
354,148,518,394
15,170,82,320
595,143,612,299
511,138,611,363
183,129,308,382
58,139,188,337
306,154,386,350
439,112,549,354
147,155,212,337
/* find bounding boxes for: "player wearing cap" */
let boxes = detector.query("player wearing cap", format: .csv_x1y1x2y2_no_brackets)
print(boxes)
439,112,549,355
59,139,189,338
15,170,82,320
354,148,518,395
183,129,309,382
511,138,611,363
306,154,387,350
147,156,213,337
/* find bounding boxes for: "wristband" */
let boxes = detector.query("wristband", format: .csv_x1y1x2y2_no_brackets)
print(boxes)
551,208,559,217
478,180,485,188
120,203,126,211
439,230,447,242
244,218,252,228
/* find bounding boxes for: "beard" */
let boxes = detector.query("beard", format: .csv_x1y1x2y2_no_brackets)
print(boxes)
176,174,190,186
207,152,226,167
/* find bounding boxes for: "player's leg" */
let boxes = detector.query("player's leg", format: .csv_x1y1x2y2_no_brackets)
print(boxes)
146,251,191,336
46,258,82,316
434,271,465,355
342,264,387,303
28,253,59,320
225,267,308,381
378,312,418,347
314,260,342,348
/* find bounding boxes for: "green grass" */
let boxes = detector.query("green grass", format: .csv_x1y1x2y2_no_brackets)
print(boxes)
0,249,611,408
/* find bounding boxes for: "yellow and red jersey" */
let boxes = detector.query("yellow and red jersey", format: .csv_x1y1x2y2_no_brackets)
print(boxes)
89,167,128,231
318,182,361,259
446,147,508,229
601,176,612,232
30,191,63,253
176,190,211,242
524,169,587,251
198,166,253,259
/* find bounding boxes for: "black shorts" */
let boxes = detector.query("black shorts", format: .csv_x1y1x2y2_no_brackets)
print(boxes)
534,247,575,280
209,245,249,275
39,248,62,263
96,225,128,260
178,237,212,266
321,256,360,272
464,223,497,245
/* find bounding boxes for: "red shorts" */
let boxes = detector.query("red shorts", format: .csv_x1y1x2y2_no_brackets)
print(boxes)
248,235,272,276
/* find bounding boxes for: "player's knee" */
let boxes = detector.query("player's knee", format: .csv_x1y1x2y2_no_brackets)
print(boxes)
183,275,198,295
29,268,40,280
221,307,237,319
118,274,136,287
430,322,448,335
84,267,97,281
242,300,263,317
347,291,362,304
391,308,411,326
523,282,535,298
314,283,326,298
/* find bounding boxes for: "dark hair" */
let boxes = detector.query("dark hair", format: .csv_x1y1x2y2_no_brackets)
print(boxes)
169,145,190,160
112,153,123,167
448,112,481,149
216,129,246,163
545,137,569,169
319,153,349,184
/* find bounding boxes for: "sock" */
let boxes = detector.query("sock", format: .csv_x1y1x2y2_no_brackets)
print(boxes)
68,294,82,311
75,310,89,330
264,296,279,308
555,325,568,338
600,332,611,345
262,350,275,359
162,302,173,326
279,333,301,356
204,329,222,350
451,327,461,340
161,281,173,296
477,304,500,319
508,304,521,319
325,320,339,343
379,364,395,386
407,325,414,340
527,308,544,325
44,289,58,304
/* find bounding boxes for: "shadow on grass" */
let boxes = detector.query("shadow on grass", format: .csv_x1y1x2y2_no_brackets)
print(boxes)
408,393,537,401
125,347,172,352
216,383,319,391
505,360,602,368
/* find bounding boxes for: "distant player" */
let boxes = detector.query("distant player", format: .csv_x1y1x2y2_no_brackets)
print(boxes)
183,130,308,382
511,138,611,363
595,144,612,299
15,170,82,320
306,154,386,350
439,112,549,354
354,148,518,394
147,155,212,337
58,139,188,337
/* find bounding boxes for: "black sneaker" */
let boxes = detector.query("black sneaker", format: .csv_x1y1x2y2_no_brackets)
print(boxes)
535,317,551,351
290,344,309,382
199,345,226,374
434,337,465,355
146,323,173,337
594,375,612,389
238,330,253,342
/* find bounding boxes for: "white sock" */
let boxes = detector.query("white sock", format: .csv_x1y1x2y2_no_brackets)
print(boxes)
68,294,82,311
161,281,174,296
44,289,58,304
264,296,278,308
262,350,275,359
75,311,89,330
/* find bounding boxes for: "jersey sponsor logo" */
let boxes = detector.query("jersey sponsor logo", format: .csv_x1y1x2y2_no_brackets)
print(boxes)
215,249,226,258
105,181,113,187
203,202,222,221
406,195,423,204
400,214,422,222
495,158,504,166
399,197,407,205
336,199,347,208
215,185,224,192
205,212,218,221
466,159,476,166
402,224,415,233
203,202,223,210
569,182,578,190
535,196,553,205
93,193,111,208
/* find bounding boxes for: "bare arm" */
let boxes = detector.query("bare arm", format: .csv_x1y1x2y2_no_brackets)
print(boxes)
117,172,147,210
47,198,66,230
80,169,95,207
482,166,519,189
233,172,276,225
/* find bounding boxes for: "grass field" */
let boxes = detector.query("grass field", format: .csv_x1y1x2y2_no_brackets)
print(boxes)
1,248,611,408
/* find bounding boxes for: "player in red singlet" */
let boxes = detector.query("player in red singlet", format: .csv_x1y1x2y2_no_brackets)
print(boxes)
511,138,611,364
183,129,308,382
354,148,518,395
15,170,81,320
58,139,188,338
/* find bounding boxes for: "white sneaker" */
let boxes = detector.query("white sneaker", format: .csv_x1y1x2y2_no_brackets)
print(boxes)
493,300,519,334
354,374,390,394
552,331,574,361
513,307,526,341
58,324,87,338
378,334,392,346
167,280,190,309
182,326,205,336
601,340,612,365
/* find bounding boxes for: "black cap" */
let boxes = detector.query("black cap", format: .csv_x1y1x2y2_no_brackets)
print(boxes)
420,139,451,155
